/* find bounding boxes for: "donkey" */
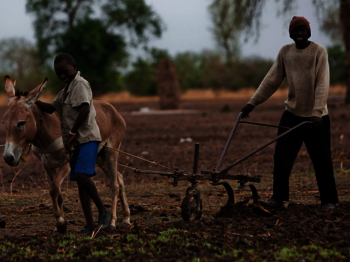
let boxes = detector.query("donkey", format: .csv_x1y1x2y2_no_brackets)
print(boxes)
2,75,130,232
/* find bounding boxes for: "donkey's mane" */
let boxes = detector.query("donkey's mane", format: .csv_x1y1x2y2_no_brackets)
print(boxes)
15,90,29,97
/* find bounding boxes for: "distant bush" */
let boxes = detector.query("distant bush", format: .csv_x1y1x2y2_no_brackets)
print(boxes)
327,45,346,85
230,57,274,90
173,52,203,90
124,58,157,96
124,48,170,96
124,49,275,95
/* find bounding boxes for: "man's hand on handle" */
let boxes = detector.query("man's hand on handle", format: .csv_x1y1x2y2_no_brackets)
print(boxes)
240,104,254,119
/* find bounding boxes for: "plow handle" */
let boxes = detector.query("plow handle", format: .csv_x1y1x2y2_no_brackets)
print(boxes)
215,112,242,171
219,121,312,174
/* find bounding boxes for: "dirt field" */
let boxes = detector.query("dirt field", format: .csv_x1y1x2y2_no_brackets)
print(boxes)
0,95,350,261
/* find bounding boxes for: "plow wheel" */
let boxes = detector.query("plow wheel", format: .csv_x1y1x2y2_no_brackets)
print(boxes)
181,187,202,221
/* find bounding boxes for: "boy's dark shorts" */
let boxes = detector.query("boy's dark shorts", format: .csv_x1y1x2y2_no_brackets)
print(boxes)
69,141,100,181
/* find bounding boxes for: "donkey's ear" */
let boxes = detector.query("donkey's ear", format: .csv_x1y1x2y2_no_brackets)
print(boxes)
25,77,48,108
4,75,15,98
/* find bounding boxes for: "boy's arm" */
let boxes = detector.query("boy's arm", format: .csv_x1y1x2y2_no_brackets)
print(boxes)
35,100,57,114
70,103,90,134
312,49,329,118
66,81,93,150
36,89,64,114
67,103,90,151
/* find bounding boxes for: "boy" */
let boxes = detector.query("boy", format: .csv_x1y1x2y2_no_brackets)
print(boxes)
240,16,338,209
35,53,111,235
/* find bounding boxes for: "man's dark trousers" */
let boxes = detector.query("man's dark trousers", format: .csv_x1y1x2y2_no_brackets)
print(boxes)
272,110,338,205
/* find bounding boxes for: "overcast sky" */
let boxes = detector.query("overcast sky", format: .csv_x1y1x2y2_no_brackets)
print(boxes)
0,0,332,60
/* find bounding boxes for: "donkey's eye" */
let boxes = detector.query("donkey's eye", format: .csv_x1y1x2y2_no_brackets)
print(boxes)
17,120,26,128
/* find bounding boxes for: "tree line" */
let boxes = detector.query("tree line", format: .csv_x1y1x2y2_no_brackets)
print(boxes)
0,0,348,99
1,37,345,96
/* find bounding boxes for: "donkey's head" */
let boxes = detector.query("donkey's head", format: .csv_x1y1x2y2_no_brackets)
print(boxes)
2,75,47,166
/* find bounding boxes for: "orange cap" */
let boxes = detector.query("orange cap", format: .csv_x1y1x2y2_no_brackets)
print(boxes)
289,16,311,36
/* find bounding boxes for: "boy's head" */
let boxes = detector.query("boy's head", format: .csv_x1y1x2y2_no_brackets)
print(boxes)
289,16,311,44
54,53,77,84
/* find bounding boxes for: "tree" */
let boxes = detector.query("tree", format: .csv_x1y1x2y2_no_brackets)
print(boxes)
26,0,163,62
102,0,163,47
230,57,275,90
0,37,45,92
213,0,350,103
173,52,203,90
26,0,95,63
209,0,273,41
327,45,346,85
55,19,127,93
320,6,343,46
124,58,156,96
208,0,240,62
147,48,171,65
0,38,39,78
339,0,350,103
26,0,164,93
124,48,170,96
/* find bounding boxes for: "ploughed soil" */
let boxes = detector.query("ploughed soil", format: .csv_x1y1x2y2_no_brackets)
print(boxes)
0,96,350,261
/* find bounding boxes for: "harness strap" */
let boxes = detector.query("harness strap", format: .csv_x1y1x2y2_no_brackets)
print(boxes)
20,143,32,163
32,137,64,154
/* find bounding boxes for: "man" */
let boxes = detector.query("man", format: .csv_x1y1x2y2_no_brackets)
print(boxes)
240,16,338,209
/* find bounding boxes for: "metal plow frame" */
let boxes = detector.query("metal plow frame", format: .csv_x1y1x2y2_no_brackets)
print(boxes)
136,113,311,221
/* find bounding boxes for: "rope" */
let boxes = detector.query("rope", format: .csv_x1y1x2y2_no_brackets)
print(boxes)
117,162,138,171
102,145,177,172
116,162,177,175
0,142,177,173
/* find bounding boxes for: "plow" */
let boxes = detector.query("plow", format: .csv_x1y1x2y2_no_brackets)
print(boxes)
125,112,312,221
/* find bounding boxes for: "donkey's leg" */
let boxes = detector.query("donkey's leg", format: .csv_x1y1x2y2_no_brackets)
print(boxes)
97,151,120,228
117,170,130,224
112,144,130,224
56,164,70,226
44,163,69,233
44,167,63,224
35,151,68,232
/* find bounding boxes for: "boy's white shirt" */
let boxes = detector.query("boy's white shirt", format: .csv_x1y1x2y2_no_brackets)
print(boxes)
51,71,101,146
